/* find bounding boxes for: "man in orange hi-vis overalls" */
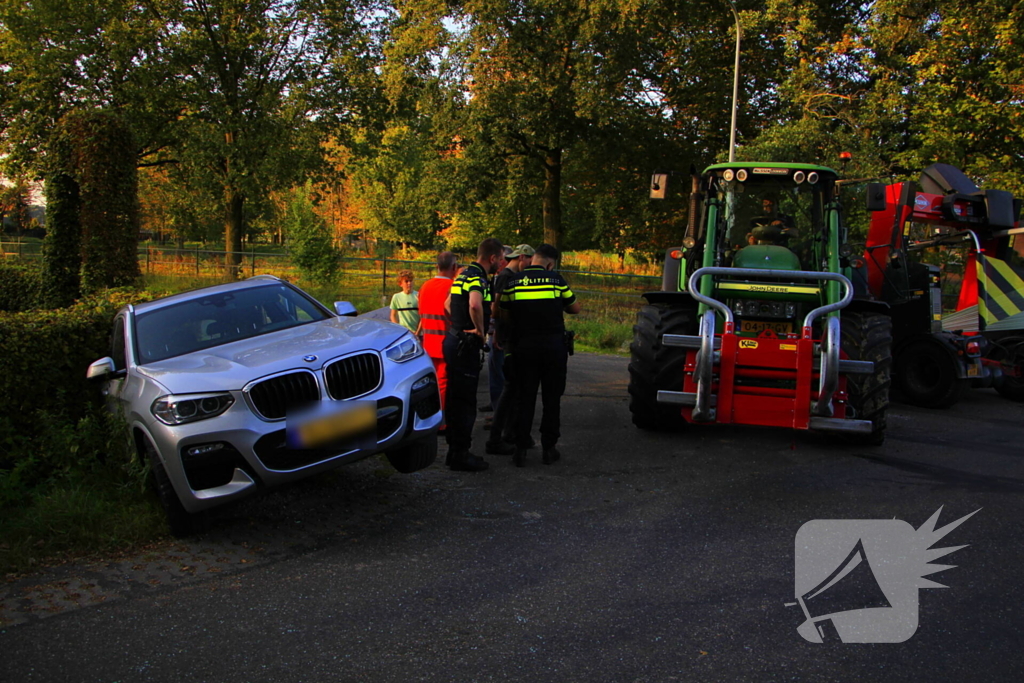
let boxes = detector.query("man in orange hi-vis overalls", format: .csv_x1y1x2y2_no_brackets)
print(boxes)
416,251,459,432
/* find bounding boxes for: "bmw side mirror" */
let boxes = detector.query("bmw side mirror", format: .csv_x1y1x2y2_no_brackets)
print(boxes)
86,357,124,380
334,301,358,317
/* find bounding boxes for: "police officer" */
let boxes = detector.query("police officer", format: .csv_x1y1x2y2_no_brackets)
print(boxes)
442,238,505,472
485,243,534,456
499,243,580,467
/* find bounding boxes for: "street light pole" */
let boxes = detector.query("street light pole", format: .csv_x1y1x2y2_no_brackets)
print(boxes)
727,1,742,163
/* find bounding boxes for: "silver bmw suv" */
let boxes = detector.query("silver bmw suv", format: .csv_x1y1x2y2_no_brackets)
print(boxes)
86,275,442,535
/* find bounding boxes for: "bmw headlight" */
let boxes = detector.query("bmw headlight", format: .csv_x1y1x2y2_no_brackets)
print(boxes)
385,334,423,363
152,393,235,425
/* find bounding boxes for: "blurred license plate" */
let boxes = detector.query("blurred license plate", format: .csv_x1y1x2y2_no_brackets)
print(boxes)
287,401,376,450
739,320,793,335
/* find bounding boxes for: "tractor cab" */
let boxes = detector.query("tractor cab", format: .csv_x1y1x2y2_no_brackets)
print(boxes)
690,163,845,339
631,161,890,444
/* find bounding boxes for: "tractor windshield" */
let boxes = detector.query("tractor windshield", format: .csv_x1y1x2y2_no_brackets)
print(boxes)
717,177,825,269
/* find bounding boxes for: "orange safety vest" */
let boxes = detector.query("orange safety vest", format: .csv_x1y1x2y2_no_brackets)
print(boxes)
418,275,453,358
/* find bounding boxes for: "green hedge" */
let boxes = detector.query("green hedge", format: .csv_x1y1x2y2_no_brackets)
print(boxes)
0,288,152,467
0,261,43,312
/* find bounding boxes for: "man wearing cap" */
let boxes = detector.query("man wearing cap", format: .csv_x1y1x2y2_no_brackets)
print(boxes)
485,243,534,455
500,243,580,467
416,251,458,431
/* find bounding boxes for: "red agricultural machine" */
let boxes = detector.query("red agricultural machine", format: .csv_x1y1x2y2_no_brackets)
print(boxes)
863,163,1024,407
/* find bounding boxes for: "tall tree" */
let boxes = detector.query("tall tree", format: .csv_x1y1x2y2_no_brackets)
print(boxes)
0,0,178,174
164,0,377,275
454,0,653,248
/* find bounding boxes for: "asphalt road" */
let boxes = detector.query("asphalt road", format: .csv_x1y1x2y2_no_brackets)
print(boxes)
2,352,1022,682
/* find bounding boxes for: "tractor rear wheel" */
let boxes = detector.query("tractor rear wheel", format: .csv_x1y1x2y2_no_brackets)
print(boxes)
841,311,892,445
628,304,696,430
895,339,967,408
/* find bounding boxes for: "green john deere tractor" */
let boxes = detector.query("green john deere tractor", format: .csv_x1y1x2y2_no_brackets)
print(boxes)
629,162,892,443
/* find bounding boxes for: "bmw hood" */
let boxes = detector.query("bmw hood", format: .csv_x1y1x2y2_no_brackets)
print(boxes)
137,316,410,395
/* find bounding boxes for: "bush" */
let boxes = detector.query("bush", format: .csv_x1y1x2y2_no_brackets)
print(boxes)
0,288,152,467
0,287,162,573
0,261,43,312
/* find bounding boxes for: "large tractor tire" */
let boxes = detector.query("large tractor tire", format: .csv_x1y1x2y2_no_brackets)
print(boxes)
990,336,1024,402
628,304,696,431
841,311,892,446
894,339,967,408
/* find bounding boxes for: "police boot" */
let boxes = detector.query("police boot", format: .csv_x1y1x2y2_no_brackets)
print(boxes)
542,447,561,465
513,448,527,468
485,440,515,456
449,450,489,472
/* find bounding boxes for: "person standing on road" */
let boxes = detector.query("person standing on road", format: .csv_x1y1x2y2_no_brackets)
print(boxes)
417,252,458,431
485,243,534,456
389,270,419,334
442,238,505,472
500,243,580,467
484,246,514,416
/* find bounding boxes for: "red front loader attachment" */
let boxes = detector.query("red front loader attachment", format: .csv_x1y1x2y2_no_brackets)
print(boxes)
657,267,880,437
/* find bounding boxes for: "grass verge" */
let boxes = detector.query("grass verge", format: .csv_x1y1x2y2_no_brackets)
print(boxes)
1,409,166,576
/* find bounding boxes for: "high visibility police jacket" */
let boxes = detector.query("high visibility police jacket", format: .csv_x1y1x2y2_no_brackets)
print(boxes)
418,275,453,359
499,265,576,344
449,262,493,335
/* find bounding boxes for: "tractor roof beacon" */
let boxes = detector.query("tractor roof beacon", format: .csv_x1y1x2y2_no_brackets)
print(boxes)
629,162,892,444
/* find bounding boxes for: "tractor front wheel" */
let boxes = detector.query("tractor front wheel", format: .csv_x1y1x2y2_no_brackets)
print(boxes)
841,311,892,445
628,304,695,431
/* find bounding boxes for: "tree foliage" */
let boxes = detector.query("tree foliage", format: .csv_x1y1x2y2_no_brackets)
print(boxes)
284,181,340,283
69,110,141,292
41,121,82,308
4,0,1024,260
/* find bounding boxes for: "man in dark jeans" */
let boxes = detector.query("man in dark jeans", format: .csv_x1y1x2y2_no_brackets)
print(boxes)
485,243,534,456
499,244,580,467
442,237,504,472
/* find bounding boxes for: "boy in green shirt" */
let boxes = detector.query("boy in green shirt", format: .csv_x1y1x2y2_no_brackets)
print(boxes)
389,270,420,333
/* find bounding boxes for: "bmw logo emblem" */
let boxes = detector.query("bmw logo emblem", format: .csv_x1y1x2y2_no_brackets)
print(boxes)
303,355,318,363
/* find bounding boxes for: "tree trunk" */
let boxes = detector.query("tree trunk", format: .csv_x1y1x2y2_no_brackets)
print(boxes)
542,148,563,248
224,189,244,278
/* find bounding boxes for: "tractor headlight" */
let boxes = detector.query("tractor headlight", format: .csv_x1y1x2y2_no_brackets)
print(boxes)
722,169,735,182
736,169,748,182
153,393,234,425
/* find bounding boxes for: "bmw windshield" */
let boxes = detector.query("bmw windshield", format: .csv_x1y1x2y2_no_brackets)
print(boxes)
134,283,332,364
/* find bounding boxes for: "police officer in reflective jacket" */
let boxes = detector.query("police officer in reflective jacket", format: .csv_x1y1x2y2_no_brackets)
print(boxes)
442,238,505,472
499,243,580,467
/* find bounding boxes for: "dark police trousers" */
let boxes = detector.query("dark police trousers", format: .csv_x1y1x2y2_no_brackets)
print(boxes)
442,333,483,453
488,352,519,445
513,334,568,450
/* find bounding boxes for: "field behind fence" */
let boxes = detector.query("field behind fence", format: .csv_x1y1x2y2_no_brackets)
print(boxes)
2,242,660,354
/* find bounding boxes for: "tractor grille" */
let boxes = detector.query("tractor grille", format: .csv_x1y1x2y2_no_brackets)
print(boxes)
247,370,320,420
324,353,382,400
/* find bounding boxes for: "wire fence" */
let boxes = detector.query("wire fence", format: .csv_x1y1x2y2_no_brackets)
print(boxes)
2,241,659,353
